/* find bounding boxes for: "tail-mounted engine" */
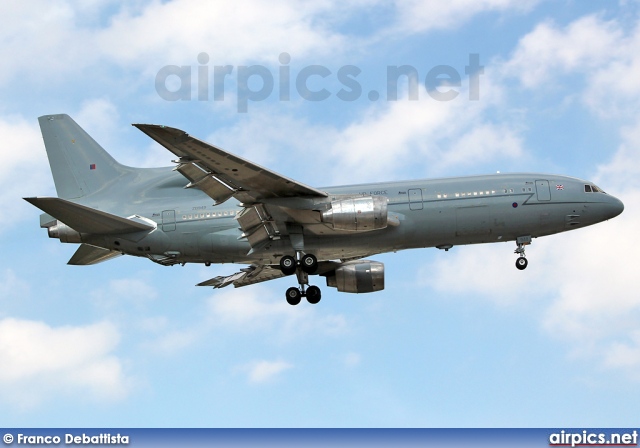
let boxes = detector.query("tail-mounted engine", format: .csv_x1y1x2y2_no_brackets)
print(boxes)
46,221,82,243
325,260,385,293
321,196,388,231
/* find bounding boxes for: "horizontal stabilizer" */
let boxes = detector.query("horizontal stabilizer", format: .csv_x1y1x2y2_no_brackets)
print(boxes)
68,244,123,265
24,197,154,234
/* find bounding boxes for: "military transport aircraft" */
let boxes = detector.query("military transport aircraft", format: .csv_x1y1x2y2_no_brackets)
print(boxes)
26,114,624,305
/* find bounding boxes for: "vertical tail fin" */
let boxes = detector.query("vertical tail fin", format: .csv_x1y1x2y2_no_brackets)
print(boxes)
38,114,131,199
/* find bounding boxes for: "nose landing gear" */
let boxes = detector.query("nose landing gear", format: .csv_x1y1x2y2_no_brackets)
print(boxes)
514,235,531,270
515,255,528,270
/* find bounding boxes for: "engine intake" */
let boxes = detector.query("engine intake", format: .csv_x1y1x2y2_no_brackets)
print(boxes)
326,260,384,293
321,196,387,231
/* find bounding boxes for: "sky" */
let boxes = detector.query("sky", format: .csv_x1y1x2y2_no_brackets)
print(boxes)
1,0,640,428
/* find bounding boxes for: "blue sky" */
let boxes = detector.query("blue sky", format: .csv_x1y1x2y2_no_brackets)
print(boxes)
2,0,640,427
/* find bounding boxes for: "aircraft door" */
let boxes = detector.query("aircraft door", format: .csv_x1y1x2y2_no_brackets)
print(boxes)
535,180,551,201
162,210,176,232
408,188,423,210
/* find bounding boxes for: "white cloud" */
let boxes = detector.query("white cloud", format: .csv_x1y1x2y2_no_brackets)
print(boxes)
74,98,121,150
96,1,348,67
0,318,129,408
0,1,351,85
392,0,540,34
500,13,640,120
0,0,547,88
136,278,349,355
92,271,158,305
604,331,640,371
239,359,293,384
108,277,158,300
0,114,54,223
191,80,525,188
207,285,349,341
0,269,31,303
205,111,337,171
584,25,640,118
324,82,525,183
143,328,201,355
595,120,640,192
343,352,362,368
0,2,87,84
502,15,622,88
90,273,159,314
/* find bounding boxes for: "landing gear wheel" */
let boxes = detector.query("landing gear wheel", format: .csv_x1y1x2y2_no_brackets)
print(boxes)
300,254,318,274
306,285,322,304
280,255,297,276
515,257,528,270
285,287,302,305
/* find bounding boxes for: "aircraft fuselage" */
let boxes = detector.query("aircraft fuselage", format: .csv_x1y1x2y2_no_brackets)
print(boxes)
78,171,623,265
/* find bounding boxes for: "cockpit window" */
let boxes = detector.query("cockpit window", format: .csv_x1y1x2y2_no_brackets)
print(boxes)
591,184,606,193
584,185,592,193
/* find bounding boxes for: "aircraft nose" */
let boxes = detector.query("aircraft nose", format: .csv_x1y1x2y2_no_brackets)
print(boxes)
606,195,624,220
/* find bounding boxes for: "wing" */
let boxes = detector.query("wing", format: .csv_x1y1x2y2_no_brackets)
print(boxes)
197,261,342,289
133,124,327,205
133,123,392,258
197,264,285,289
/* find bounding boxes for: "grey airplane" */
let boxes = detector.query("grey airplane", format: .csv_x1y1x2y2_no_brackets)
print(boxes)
26,114,624,305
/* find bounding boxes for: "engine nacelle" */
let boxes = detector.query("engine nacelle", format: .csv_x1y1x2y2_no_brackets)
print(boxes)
47,221,82,243
321,196,387,231
326,260,384,293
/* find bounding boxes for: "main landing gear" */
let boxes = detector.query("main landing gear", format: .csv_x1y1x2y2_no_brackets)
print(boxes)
280,253,321,305
514,236,531,270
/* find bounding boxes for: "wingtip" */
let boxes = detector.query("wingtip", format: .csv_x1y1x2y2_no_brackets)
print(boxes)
23,196,45,207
